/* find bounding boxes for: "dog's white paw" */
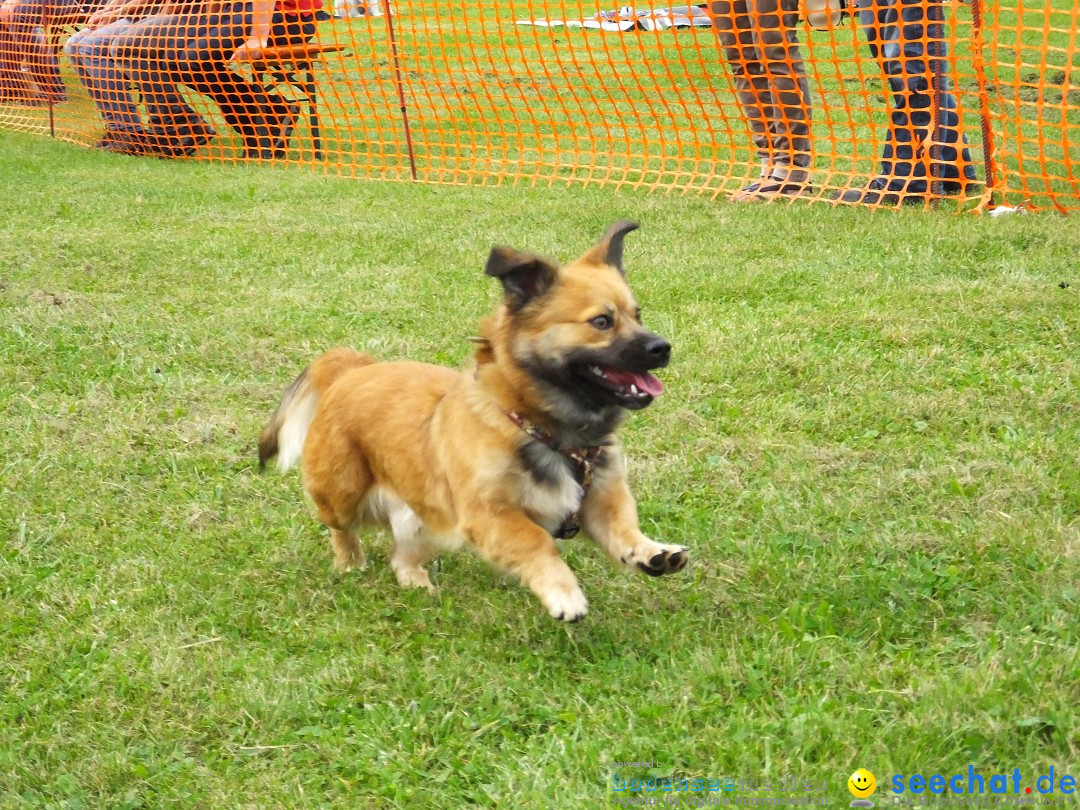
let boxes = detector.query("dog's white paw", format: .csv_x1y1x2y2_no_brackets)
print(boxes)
392,564,436,593
538,582,589,623
622,542,689,577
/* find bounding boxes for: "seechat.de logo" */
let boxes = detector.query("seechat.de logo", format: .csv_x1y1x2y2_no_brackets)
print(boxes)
891,767,1078,796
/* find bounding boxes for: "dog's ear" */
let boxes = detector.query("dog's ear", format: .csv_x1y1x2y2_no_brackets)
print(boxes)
581,219,640,275
485,246,558,312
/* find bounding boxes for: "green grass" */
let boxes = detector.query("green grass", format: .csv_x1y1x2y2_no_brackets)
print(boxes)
1,130,1078,808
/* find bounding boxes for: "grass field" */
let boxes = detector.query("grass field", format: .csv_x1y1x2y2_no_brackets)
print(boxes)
1,130,1078,808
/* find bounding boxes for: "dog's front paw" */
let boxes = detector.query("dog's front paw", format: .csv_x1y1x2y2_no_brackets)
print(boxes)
538,582,589,623
625,543,689,577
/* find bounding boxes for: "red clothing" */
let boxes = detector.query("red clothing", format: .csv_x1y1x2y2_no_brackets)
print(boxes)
278,0,322,13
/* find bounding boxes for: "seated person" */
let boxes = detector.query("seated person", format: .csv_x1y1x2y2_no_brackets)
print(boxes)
0,28,35,101
0,0,102,104
64,0,215,155
110,0,320,159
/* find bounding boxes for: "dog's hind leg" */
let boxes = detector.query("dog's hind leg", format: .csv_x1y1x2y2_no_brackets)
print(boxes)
329,526,366,572
304,423,375,573
308,492,368,572
388,507,438,592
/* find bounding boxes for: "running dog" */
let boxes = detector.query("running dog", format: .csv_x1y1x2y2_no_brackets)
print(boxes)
258,220,688,621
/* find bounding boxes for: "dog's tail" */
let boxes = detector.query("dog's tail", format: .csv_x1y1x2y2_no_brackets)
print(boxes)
258,348,376,472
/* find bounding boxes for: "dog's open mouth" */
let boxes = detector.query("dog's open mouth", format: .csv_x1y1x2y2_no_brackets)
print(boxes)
578,363,664,408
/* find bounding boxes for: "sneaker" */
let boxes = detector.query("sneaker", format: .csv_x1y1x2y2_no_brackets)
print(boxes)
729,180,766,203
179,117,217,147
741,180,814,202
833,176,977,205
140,129,197,158
832,177,904,205
94,128,148,155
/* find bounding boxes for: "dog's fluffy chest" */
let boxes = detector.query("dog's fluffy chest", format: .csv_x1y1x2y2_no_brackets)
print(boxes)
517,441,585,535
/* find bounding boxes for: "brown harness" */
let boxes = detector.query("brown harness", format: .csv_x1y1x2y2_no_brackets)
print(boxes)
504,410,602,539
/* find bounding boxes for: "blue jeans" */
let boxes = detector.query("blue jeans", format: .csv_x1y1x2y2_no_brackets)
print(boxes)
64,18,189,133
855,0,978,191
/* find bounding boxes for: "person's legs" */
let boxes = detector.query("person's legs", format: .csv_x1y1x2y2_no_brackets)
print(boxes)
171,1,255,135
712,0,777,195
65,20,146,144
170,1,297,155
839,0,976,202
175,3,313,156
109,12,217,156
0,0,70,101
113,1,309,158
747,0,812,188
712,0,811,199
0,2,33,99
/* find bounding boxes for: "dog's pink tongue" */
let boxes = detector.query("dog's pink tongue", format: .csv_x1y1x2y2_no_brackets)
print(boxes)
635,372,664,396
607,368,664,396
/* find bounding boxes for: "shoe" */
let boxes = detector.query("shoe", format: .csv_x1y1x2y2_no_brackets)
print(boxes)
833,176,978,205
179,117,217,148
833,177,904,205
738,179,812,203
729,180,765,203
94,129,148,155
315,8,332,19
141,128,198,158
1,91,49,107
140,118,217,158
244,145,278,160
744,180,814,202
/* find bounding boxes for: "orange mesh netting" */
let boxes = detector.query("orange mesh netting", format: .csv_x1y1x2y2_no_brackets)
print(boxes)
0,0,1077,210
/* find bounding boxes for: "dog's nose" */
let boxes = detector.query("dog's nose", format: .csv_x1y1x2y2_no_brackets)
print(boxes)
643,336,671,365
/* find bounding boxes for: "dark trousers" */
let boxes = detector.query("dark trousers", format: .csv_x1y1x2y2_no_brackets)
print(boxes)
855,0,977,191
0,0,91,99
110,2,313,147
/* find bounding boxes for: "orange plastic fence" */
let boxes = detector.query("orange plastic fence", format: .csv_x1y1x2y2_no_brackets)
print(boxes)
0,0,1077,210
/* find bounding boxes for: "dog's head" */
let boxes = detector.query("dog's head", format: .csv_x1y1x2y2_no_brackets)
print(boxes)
481,220,670,433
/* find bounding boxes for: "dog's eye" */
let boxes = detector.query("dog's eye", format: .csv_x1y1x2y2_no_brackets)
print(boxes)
634,307,642,323
589,314,614,330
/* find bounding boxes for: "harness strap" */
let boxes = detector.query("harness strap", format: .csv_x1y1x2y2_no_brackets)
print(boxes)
504,410,602,539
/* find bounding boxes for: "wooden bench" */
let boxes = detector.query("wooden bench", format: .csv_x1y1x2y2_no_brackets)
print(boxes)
236,42,348,161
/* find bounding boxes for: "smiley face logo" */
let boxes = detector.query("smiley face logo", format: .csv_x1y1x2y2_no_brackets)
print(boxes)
848,769,876,799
